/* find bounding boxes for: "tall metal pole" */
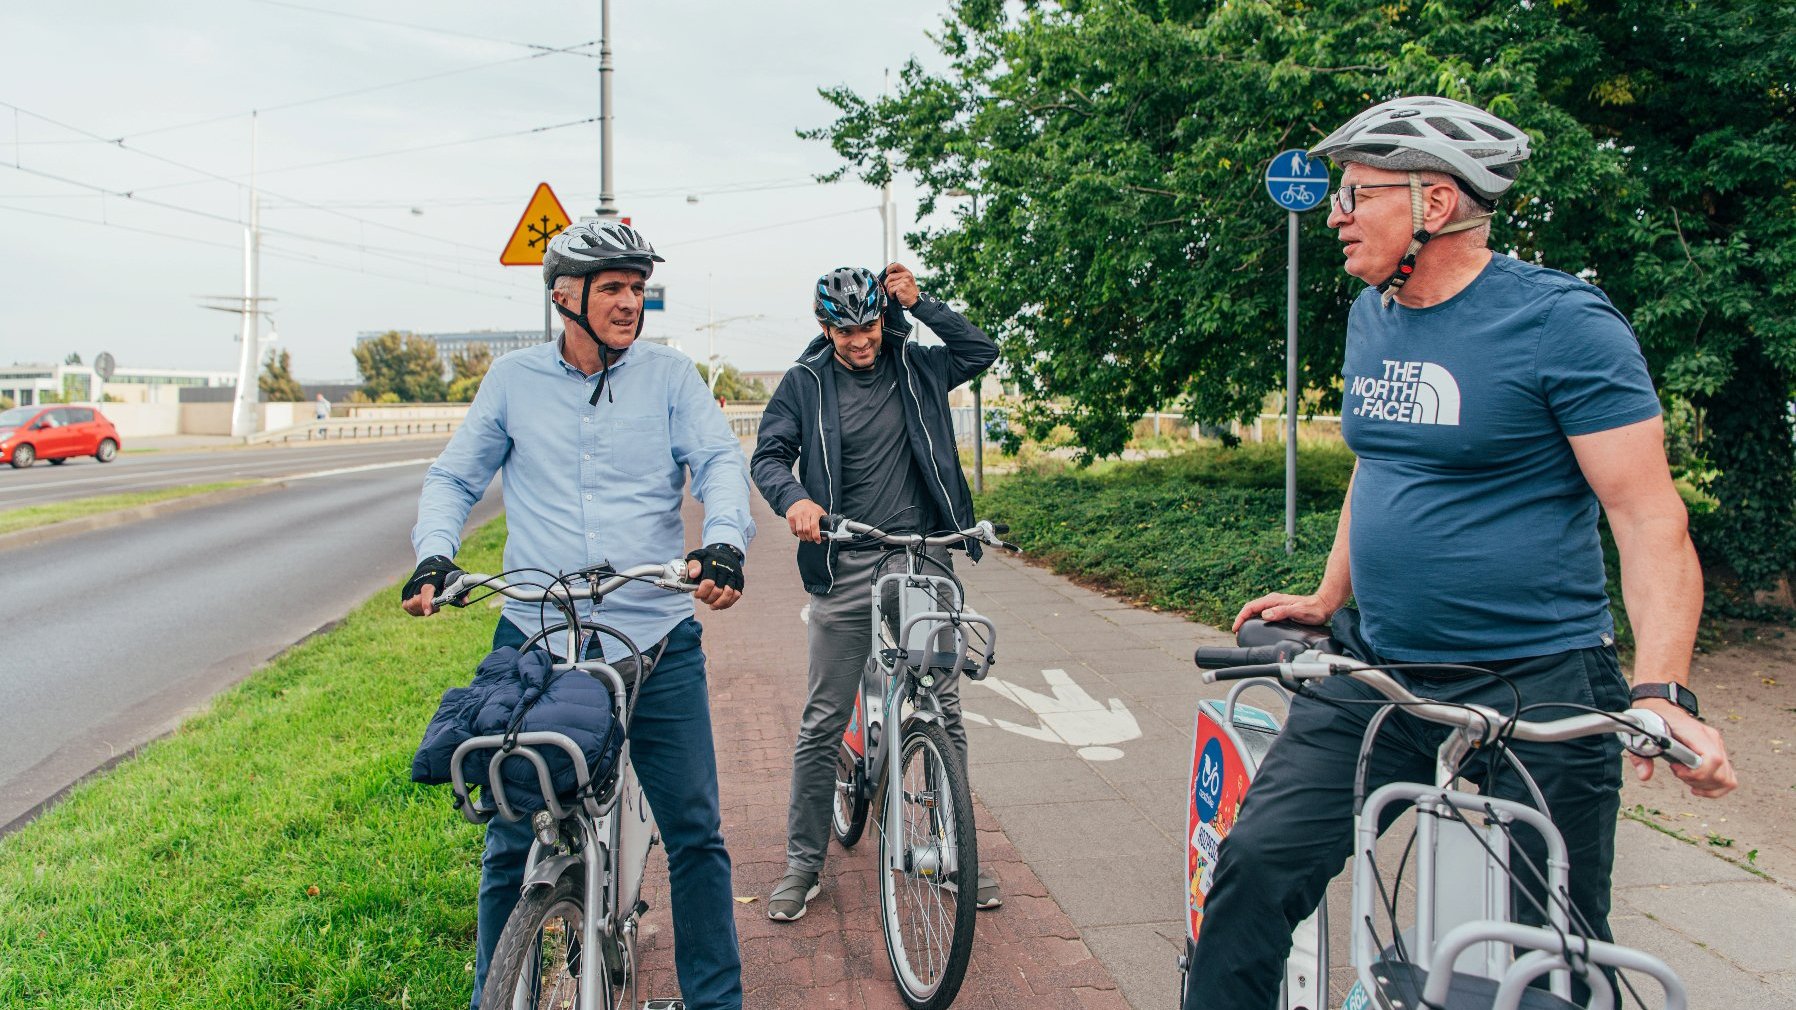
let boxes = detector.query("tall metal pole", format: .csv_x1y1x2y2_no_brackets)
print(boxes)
969,191,984,494
1285,210,1299,555
231,113,261,439
543,287,552,344
595,0,617,218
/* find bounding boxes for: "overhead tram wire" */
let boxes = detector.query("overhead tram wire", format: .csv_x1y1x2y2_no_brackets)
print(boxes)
3,41,599,147
1,100,514,254
245,0,603,58
0,201,523,303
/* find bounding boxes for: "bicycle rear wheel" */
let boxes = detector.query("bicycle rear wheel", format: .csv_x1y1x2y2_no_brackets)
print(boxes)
878,718,977,1010
483,872,628,1010
832,737,871,847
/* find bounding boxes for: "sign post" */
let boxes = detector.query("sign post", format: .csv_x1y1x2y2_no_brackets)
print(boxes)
500,183,574,344
1263,150,1330,555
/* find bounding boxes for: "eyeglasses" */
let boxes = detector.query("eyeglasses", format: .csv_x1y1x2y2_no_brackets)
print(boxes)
1331,182,1411,214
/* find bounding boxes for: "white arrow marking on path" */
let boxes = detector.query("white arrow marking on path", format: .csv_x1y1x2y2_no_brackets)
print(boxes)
965,668,1141,762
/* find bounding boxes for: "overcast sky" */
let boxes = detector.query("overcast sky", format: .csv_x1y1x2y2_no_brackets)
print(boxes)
0,1,960,379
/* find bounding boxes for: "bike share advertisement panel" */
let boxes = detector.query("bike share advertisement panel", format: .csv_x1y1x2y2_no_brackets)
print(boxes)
845,692,866,757
1187,701,1258,940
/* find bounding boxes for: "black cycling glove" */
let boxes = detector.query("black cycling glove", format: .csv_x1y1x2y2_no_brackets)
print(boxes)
685,543,746,591
402,554,463,604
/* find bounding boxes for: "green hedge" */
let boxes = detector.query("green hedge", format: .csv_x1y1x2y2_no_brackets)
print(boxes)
974,443,1353,629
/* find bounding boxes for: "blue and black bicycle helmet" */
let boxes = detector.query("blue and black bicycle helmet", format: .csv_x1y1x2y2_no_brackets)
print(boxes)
814,266,887,327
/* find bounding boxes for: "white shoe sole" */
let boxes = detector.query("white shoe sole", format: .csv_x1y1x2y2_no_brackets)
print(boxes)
766,882,821,921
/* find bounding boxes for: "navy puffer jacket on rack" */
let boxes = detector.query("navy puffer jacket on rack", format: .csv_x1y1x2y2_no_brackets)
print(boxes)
412,646,623,812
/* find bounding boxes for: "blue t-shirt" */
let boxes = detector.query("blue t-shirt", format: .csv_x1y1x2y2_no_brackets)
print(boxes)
1339,254,1662,661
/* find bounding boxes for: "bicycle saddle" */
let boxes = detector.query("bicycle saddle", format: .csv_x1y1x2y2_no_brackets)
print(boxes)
1235,618,1338,652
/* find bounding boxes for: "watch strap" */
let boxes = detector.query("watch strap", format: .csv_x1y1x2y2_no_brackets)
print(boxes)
1631,681,1699,719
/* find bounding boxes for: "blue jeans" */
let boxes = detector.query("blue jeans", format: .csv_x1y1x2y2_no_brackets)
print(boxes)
471,617,742,1009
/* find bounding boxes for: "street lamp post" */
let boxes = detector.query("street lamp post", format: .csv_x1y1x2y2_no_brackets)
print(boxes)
947,188,984,493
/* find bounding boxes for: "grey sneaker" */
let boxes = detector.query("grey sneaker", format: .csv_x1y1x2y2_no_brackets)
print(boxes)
975,867,1002,910
767,870,820,921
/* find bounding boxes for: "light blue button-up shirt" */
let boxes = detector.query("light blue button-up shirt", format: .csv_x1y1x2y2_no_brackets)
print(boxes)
413,337,755,658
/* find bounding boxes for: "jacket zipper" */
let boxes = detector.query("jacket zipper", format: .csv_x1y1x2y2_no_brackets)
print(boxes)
798,349,837,593
900,341,962,531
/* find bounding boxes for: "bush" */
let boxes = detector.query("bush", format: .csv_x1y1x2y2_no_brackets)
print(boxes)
974,443,1352,628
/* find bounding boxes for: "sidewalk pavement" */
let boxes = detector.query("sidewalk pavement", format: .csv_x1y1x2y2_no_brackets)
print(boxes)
630,493,1794,1008
625,492,1130,1009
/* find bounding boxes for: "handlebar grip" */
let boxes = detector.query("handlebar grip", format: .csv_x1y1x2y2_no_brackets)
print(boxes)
1661,739,1704,771
1202,663,1289,683
1194,641,1305,670
819,514,844,533
991,523,1010,535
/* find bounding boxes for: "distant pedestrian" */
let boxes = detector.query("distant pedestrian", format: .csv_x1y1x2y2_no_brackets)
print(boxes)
313,393,330,437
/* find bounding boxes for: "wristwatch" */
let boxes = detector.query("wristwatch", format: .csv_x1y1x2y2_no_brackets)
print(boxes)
1630,681,1700,719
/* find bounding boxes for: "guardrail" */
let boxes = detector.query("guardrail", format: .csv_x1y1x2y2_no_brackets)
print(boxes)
246,416,465,445
721,405,765,438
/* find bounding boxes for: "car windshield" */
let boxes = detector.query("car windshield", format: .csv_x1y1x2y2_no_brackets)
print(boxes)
0,407,37,427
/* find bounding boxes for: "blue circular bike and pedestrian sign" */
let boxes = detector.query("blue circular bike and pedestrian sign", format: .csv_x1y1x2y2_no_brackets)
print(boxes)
1265,149,1330,213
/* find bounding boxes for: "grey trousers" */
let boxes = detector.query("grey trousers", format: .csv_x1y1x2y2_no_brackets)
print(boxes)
785,545,971,873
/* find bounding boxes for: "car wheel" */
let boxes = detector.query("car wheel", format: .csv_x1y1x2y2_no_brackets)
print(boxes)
9,444,34,469
96,439,118,463
49,457,66,465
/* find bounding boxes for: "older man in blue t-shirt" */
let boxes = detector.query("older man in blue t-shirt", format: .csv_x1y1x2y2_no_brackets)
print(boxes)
1184,97,1737,1009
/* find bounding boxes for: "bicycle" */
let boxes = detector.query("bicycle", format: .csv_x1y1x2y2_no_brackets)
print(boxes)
1180,620,1703,1010
820,514,1011,1010
435,560,698,1010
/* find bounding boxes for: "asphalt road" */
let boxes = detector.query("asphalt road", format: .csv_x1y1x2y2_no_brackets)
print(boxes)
0,451,501,833
0,439,453,510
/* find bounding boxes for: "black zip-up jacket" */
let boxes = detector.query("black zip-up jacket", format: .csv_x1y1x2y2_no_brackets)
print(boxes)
751,295,999,594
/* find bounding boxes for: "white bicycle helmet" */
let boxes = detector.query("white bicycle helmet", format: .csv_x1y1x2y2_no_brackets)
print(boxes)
1311,96,1530,304
1310,95,1530,206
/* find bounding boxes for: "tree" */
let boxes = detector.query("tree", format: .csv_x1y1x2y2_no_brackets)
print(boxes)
63,352,82,366
809,0,1796,591
447,343,493,402
0,396,13,410
695,360,770,403
259,348,305,402
353,330,446,402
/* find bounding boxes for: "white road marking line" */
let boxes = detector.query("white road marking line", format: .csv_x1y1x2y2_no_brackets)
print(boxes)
280,458,438,481
967,668,1141,761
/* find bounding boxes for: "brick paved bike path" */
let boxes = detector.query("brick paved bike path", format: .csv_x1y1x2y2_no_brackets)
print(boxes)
624,494,1130,1009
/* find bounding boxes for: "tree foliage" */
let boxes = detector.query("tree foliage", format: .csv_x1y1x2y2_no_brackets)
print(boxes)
447,343,493,403
258,348,305,402
695,360,770,403
809,0,1796,588
353,331,446,403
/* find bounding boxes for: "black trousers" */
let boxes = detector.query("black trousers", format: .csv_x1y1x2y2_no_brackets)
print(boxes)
1183,643,1629,1009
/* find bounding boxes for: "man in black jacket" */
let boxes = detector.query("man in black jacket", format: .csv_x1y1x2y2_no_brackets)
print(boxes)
751,262,999,921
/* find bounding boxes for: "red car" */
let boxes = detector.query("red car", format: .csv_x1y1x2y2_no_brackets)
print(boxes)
0,405,122,468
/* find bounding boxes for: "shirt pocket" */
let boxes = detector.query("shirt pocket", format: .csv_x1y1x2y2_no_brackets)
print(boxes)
610,415,670,476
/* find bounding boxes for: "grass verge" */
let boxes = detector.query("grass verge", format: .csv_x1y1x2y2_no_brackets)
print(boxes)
0,481,257,537
0,518,510,1009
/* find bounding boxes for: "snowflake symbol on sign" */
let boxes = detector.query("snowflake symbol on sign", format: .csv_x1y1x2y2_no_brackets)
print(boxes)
527,216,564,250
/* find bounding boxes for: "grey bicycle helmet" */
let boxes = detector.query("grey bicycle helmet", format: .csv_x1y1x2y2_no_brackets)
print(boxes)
543,219,664,286
1312,96,1529,304
814,266,887,328
1309,95,1529,206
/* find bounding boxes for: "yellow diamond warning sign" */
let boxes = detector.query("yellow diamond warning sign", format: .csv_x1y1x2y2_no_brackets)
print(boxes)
499,182,572,266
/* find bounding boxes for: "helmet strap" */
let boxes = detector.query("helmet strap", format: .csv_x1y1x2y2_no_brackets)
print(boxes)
551,274,629,404
1377,173,1494,307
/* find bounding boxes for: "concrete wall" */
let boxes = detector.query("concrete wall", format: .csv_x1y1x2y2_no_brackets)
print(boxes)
66,401,182,437
176,401,307,435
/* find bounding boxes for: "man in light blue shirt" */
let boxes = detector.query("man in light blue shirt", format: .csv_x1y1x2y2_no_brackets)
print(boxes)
402,220,754,1010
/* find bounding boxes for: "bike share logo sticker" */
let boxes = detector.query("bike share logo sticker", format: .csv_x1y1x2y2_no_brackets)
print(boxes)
1349,359,1461,426
1195,738,1225,823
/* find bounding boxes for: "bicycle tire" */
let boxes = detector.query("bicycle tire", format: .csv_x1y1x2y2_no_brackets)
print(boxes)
482,872,624,1010
831,737,871,848
878,718,977,1010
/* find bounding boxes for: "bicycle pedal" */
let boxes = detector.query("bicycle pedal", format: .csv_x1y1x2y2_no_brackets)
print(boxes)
633,898,650,917
641,1001,684,1010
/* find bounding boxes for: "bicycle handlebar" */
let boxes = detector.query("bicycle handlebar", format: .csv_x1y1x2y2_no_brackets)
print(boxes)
1194,642,1309,670
1199,650,1704,770
821,515,1016,551
439,561,697,608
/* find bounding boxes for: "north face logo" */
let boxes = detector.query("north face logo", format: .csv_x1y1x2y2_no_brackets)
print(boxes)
1349,359,1461,426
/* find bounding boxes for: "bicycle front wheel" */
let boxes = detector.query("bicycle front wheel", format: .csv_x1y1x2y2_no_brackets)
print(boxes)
878,718,977,1010
483,872,624,1010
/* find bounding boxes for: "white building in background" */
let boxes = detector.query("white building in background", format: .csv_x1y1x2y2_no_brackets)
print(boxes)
0,362,234,407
